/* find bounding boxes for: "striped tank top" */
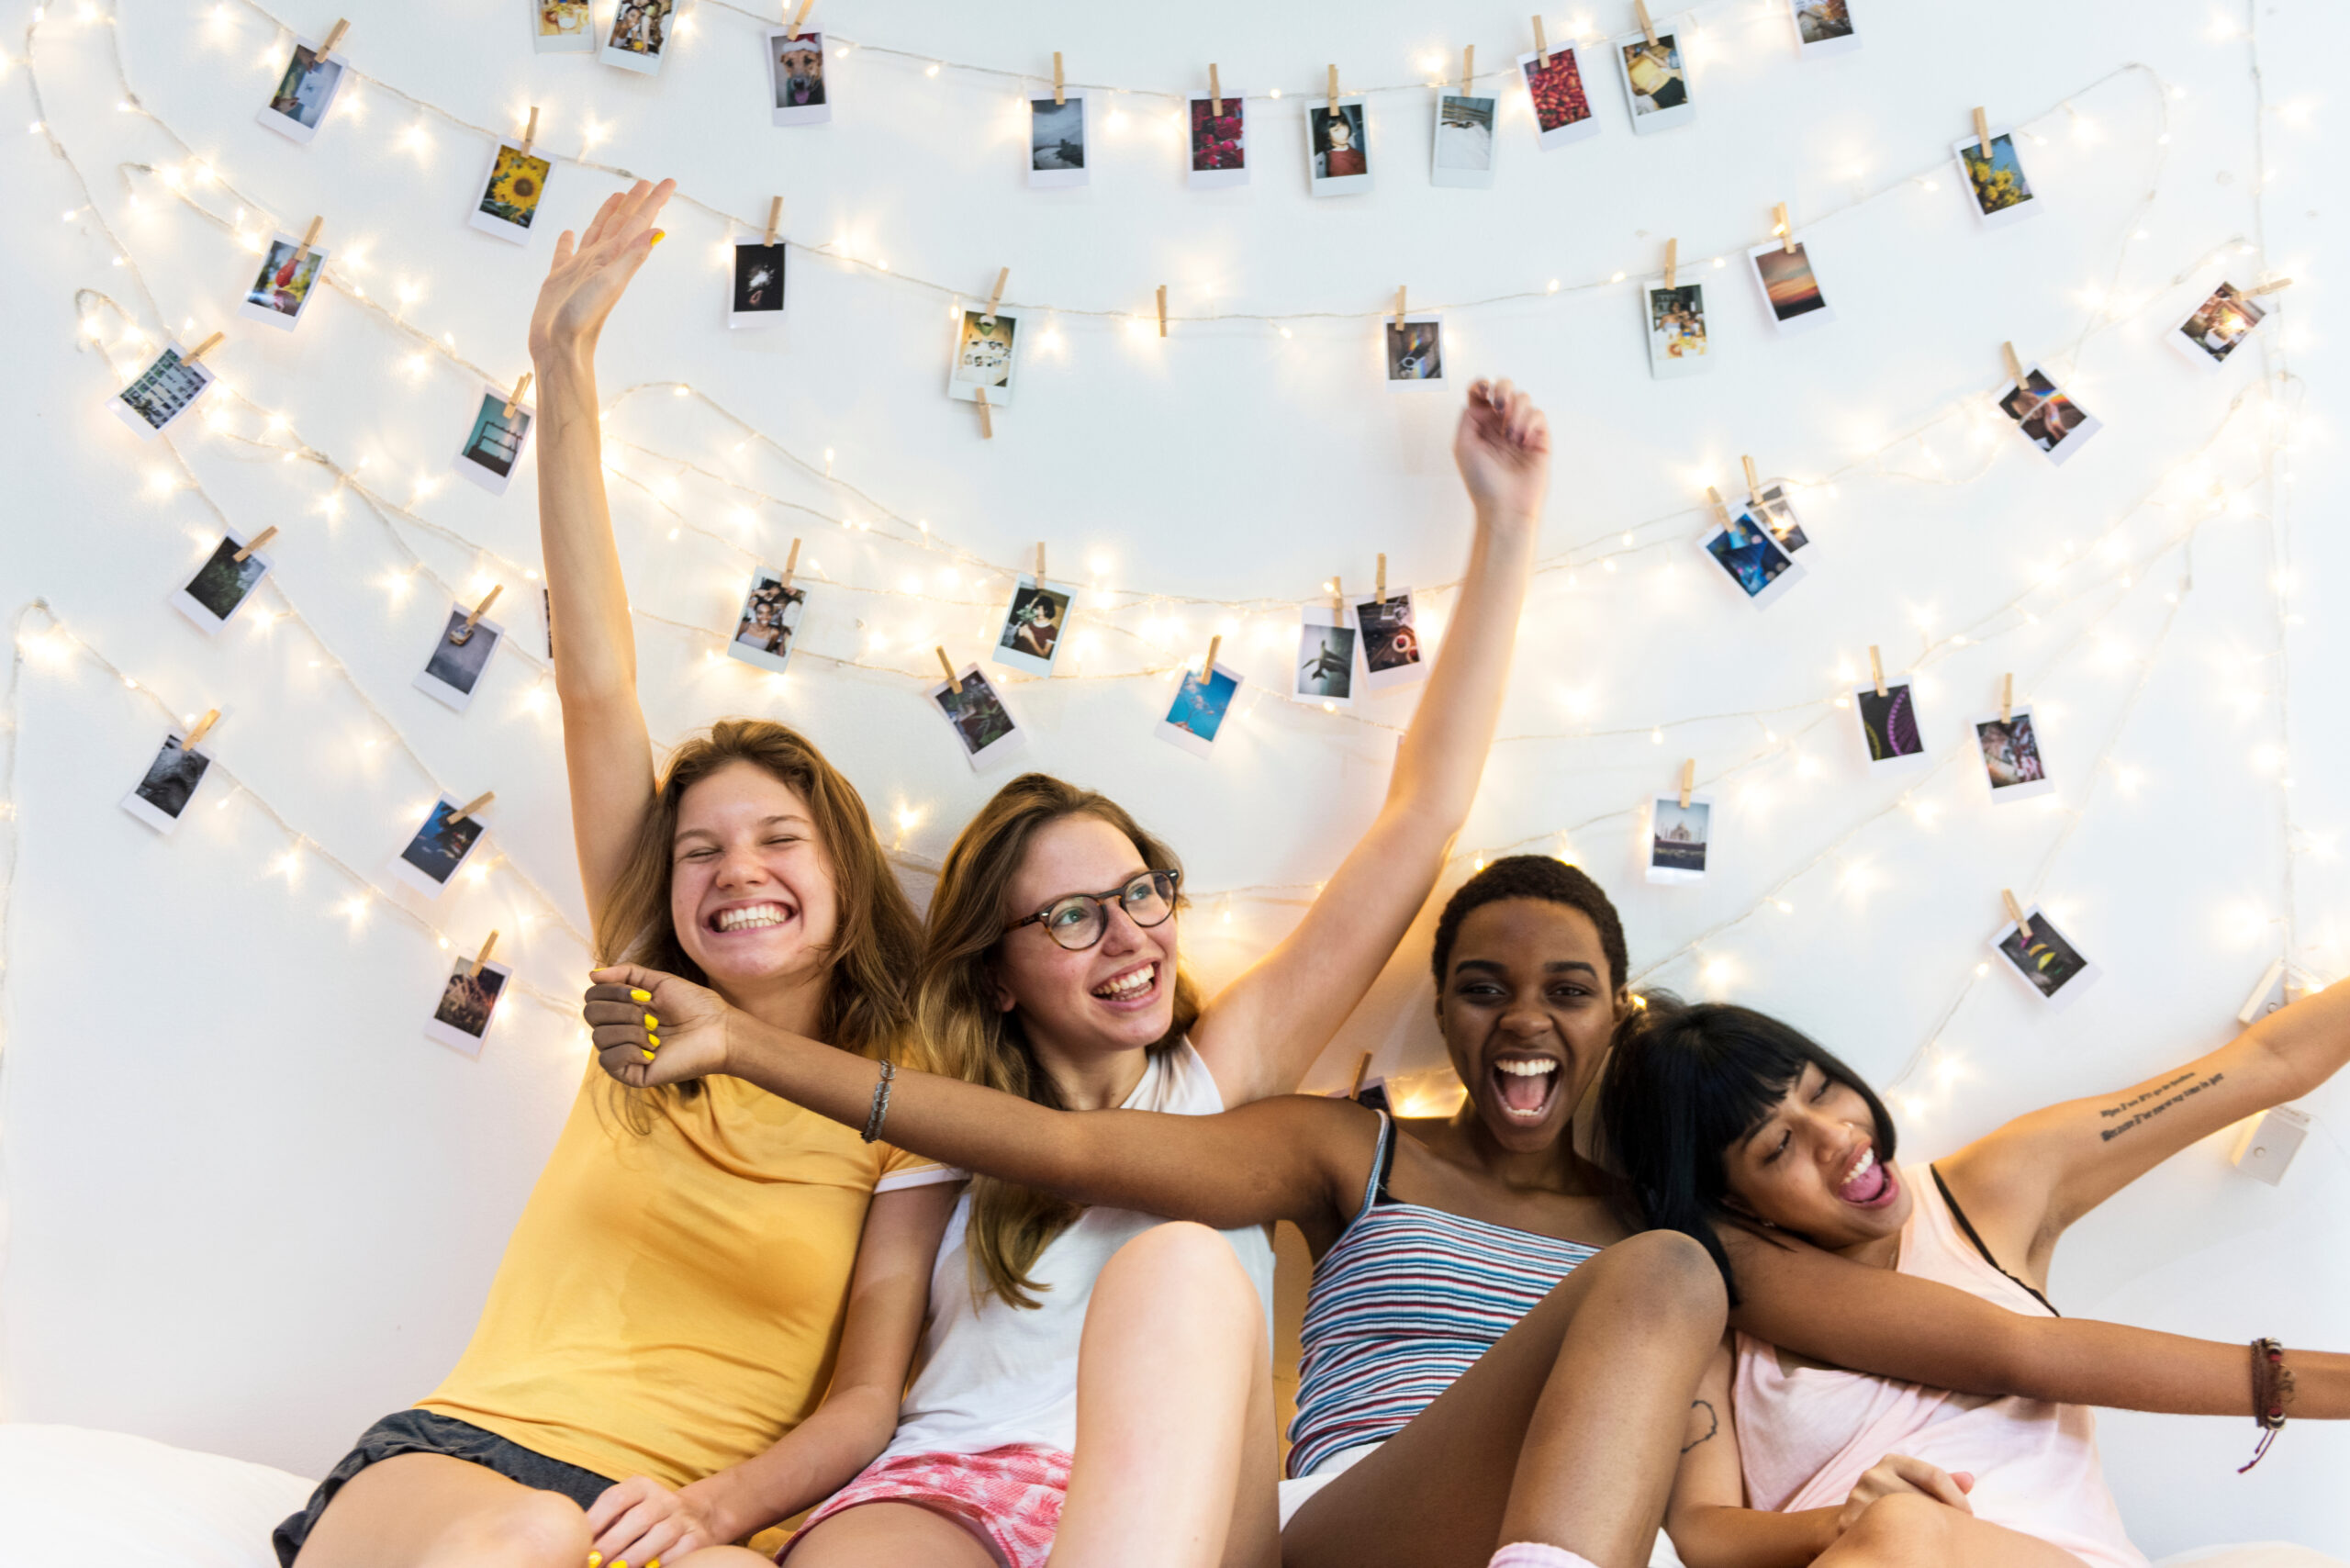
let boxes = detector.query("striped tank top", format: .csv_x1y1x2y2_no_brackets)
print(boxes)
1285,1112,1603,1478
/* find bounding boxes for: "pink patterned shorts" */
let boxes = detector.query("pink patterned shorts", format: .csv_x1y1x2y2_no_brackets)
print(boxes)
781,1445,1072,1568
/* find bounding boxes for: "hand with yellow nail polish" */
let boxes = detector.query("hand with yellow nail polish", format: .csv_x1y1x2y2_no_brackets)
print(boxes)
583,1473,723,1568
528,176,677,365
585,965,730,1090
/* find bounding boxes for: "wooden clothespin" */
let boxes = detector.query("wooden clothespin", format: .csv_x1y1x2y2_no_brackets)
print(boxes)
1375,553,1388,606
1972,106,1993,153
2245,277,2295,297
452,584,503,645
1705,485,1731,523
780,536,801,593
1999,673,2014,724
318,17,349,57
1867,644,1886,698
936,646,962,692
1532,14,1551,68
503,372,533,420
2000,341,2024,386
1347,1050,1373,1100
1052,50,1065,106
1157,284,1168,338
1663,237,1678,289
1035,542,1047,581
1678,758,1695,809
184,708,221,750
1774,202,1796,254
291,214,323,267
974,386,993,439
1461,44,1474,93
1203,633,1222,678
1393,284,1408,325
1328,576,1343,614
453,790,496,823
520,105,540,156
1741,455,1761,502
1327,63,1340,110
2002,888,2032,939
1209,62,1222,117
182,330,225,365
764,196,783,246
470,928,500,978
1634,0,1658,46
981,265,1009,325
784,0,811,39
231,526,279,562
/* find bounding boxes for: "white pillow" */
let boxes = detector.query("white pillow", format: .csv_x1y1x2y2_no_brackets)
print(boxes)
0,1424,316,1568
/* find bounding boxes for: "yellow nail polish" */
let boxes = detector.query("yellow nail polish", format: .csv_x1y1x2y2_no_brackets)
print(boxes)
648,1561,661,1568
642,1048,655,1061
648,1033,661,1047
630,989,651,1002
644,1014,659,1028
648,229,666,246
588,1556,603,1568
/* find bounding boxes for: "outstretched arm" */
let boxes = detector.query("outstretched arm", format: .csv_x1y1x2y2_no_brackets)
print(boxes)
526,177,676,924
588,964,1371,1234
1192,379,1549,1106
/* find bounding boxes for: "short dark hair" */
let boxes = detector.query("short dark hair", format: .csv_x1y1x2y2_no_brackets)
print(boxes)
1596,995,1897,1305
1429,856,1628,996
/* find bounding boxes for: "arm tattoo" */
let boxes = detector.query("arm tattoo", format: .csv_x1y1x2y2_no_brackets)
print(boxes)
2098,1071,2223,1142
1681,1398,1720,1454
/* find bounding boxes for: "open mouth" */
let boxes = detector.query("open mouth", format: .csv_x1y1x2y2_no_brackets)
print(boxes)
1090,962,1159,1008
1490,1056,1562,1123
710,901,794,935
1837,1143,1898,1207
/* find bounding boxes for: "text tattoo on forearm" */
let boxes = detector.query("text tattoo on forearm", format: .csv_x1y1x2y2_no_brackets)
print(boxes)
2098,1072,2223,1141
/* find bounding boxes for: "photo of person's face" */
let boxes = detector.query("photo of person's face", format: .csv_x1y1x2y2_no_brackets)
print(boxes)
728,569,806,674
994,577,1072,676
1307,100,1371,190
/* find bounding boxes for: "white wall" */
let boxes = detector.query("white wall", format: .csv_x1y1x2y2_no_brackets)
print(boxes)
2,0,2345,1554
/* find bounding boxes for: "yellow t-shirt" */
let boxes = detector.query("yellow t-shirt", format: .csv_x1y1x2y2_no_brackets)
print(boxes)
418,1064,953,1487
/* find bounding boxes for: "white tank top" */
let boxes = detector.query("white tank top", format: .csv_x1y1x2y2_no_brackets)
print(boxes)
879,1041,1278,1460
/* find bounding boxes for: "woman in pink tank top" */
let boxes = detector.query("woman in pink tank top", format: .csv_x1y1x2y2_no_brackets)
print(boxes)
1599,991,2350,1567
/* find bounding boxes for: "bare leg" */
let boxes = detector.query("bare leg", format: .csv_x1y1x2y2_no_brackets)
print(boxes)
666,1550,775,1568
292,1453,591,1568
782,1502,996,1568
1812,1495,2087,1568
1049,1223,1281,1568
1283,1229,1728,1568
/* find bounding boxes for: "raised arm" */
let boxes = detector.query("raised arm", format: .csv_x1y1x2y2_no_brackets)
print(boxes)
1192,379,1548,1105
588,963,1371,1235
525,177,676,922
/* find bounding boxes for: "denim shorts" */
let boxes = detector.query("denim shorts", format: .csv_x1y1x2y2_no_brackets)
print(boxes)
273,1408,613,1565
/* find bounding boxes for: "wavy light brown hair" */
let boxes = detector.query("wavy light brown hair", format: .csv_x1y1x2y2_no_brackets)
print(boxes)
594,719,922,1127
919,773,1201,1307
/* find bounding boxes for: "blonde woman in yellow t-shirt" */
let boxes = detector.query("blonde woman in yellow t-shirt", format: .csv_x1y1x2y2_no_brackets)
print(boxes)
278,178,965,1568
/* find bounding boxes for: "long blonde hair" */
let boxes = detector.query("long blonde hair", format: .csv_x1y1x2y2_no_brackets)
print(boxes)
919,773,1200,1307
595,719,922,1127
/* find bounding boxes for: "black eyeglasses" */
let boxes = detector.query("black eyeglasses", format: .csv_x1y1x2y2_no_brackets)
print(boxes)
1008,869,1181,952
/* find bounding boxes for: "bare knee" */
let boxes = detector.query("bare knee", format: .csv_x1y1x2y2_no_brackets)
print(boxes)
1579,1229,1728,1328
1837,1493,1957,1565
434,1487,590,1568
1102,1222,1257,1312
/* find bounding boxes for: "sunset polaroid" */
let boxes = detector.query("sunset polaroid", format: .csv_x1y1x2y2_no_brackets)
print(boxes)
1748,238,1835,333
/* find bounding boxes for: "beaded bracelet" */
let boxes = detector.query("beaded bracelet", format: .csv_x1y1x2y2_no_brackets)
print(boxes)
860,1060,897,1144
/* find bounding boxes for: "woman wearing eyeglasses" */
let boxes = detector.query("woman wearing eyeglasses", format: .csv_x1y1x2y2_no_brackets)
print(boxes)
745,379,1550,1568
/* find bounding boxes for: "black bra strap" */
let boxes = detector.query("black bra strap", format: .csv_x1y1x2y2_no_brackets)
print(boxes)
1371,1110,1403,1206
1930,1163,2059,1318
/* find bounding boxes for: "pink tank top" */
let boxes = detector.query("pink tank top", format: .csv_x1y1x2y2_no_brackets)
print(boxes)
1730,1164,2148,1568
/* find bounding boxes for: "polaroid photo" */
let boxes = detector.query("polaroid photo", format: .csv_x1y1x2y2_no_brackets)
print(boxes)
171,531,274,635
948,306,1020,408
1294,602,1358,706
929,665,1027,772
426,952,513,1058
238,232,329,332
1852,680,1929,774
730,241,787,328
992,574,1075,678
1788,0,1860,57
767,28,830,125
119,733,213,836
727,565,807,675
2171,283,2268,371
532,0,596,52
414,603,505,713
1306,97,1372,196
1354,591,1427,692
1385,315,1447,387
1647,794,1711,885
600,0,675,73
1616,22,1695,134
470,140,554,244
1750,484,1811,554
1996,365,2102,467
1974,710,2054,802
1188,92,1248,188
390,795,490,897
1517,47,1600,149
1644,281,1709,379
1991,905,2102,1012
1749,239,1835,334
1953,129,2037,229
111,342,217,439
257,35,348,143
1029,93,1088,187
1431,93,1497,188
1158,660,1244,758
452,383,534,496
1699,512,1806,610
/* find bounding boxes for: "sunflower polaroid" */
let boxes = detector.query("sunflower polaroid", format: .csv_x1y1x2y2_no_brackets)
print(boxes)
1158,658,1243,759
948,306,1021,408
1953,128,2037,230
1187,92,1248,188
257,34,348,143
993,575,1075,678
1294,601,1358,707
426,950,513,1058
470,140,554,244
531,0,595,53
1991,904,2102,1012
111,341,217,439
453,382,535,496
930,664,1028,772
171,530,274,636
600,0,675,73
767,28,830,126
238,232,329,332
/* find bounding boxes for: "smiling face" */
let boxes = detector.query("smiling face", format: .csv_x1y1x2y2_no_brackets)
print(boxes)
1721,1060,1910,1249
1436,899,1623,1154
992,812,1177,1066
666,759,839,996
